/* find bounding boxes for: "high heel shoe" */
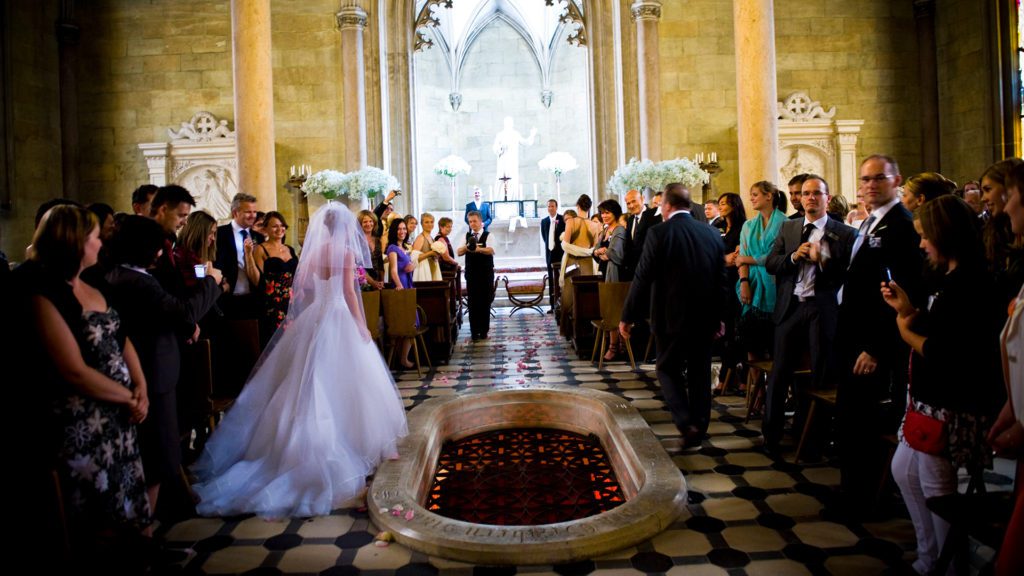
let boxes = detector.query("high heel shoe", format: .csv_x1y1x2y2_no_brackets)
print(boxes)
603,342,620,361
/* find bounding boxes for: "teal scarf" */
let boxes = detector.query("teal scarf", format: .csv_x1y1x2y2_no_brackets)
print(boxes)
737,209,786,315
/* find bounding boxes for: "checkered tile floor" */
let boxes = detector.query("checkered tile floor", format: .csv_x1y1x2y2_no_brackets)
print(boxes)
160,311,1013,575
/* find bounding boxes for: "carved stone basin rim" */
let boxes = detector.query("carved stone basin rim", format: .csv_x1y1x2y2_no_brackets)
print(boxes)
368,384,687,565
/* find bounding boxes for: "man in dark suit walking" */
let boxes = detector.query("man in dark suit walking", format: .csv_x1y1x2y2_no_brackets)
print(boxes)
215,192,265,319
620,184,727,447
540,199,565,312
835,154,924,516
763,175,856,453
464,186,493,231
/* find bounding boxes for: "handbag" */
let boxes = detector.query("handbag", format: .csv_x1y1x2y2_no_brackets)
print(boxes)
902,350,947,455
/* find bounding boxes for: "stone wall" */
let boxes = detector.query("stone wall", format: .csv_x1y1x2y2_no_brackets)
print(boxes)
1,1,62,261
935,0,997,185
74,0,343,226
659,0,922,197
412,19,592,218
76,0,234,210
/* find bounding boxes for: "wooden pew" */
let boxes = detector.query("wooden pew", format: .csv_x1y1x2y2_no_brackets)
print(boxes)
414,280,456,363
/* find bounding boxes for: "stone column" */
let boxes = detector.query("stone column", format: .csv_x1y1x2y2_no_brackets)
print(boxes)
631,1,662,162
338,4,368,172
56,2,80,201
914,0,940,171
231,0,277,209
733,0,779,196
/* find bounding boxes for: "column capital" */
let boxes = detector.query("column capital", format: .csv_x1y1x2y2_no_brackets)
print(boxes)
630,1,662,22
337,5,368,30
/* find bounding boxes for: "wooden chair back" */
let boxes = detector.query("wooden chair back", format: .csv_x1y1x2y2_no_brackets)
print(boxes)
597,281,631,329
381,288,420,337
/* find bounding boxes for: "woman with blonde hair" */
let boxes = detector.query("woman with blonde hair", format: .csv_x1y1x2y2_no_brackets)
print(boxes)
900,172,956,214
411,212,442,282
357,210,385,288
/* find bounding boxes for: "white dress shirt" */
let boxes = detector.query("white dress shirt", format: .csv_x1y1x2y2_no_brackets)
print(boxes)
230,220,252,296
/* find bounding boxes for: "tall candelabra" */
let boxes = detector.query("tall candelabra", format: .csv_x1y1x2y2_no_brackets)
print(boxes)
285,173,309,246
698,159,723,203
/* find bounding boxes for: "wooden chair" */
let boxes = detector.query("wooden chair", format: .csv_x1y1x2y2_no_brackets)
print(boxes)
794,388,837,463
361,289,384,352
590,281,636,370
742,356,811,423
414,280,455,363
504,275,548,316
742,359,774,422
381,288,432,377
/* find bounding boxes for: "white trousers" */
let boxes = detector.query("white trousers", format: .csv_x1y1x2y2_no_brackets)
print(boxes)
891,441,957,574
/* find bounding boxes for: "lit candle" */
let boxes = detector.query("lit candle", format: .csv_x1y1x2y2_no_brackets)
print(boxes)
711,152,717,163
290,165,296,177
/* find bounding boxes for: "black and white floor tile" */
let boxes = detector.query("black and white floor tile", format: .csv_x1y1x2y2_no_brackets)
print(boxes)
160,311,1012,575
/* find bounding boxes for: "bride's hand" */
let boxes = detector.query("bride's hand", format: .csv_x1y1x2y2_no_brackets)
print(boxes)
359,325,372,343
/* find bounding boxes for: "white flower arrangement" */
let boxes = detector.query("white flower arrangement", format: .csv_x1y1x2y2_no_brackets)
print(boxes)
607,157,709,195
433,155,472,178
608,158,658,195
303,166,400,201
538,152,579,177
352,166,401,200
656,157,710,191
302,169,350,200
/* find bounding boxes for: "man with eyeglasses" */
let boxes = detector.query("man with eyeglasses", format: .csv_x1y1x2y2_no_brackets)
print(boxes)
763,175,855,456
833,154,924,519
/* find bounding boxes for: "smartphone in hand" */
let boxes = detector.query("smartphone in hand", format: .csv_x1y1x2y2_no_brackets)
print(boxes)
883,267,893,284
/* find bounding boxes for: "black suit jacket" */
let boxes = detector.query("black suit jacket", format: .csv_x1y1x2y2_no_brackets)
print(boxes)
541,214,565,263
215,223,265,294
464,201,493,230
105,267,221,394
838,202,924,361
622,212,727,335
766,217,856,325
623,207,658,278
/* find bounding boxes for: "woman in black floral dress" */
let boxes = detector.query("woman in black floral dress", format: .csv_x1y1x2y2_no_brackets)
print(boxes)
17,205,151,560
253,211,298,347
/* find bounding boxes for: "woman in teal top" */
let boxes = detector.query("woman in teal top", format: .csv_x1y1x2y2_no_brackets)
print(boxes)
735,181,788,361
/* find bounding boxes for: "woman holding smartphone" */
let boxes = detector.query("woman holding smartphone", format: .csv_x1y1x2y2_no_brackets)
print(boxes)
881,195,1005,574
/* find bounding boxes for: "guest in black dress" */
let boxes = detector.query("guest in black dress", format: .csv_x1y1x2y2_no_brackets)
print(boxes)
14,205,151,569
716,193,746,392
252,211,299,346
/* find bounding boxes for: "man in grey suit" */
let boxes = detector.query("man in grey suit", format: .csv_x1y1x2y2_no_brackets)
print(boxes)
763,175,856,453
620,183,728,447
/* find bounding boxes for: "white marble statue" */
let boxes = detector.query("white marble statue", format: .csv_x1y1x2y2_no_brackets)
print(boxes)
492,116,536,200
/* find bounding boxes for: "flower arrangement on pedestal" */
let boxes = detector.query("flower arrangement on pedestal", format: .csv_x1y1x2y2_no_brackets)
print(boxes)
304,166,400,207
538,152,578,205
608,157,708,196
433,155,472,216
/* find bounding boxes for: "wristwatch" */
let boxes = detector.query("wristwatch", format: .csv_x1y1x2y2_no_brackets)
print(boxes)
739,277,750,283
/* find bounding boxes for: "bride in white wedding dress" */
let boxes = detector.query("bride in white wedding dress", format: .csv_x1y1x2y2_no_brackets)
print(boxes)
192,202,408,518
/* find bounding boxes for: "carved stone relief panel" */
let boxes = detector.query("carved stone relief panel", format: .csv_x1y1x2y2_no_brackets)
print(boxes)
139,112,239,222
